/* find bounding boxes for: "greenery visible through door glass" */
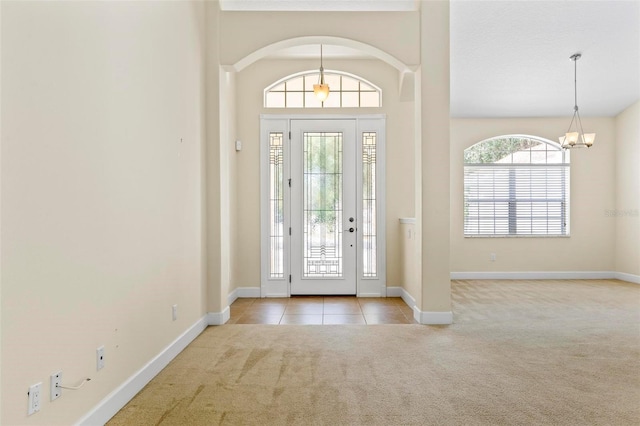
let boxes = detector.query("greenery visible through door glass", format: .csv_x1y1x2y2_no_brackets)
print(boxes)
305,133,342,230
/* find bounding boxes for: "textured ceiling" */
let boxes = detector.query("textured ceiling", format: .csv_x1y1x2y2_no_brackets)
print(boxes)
451,0,640,118
222,0,640,118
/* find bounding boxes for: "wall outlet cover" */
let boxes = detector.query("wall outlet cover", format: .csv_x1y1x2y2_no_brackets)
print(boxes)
97,346,105,371
50,371,62,401
28,382,42,415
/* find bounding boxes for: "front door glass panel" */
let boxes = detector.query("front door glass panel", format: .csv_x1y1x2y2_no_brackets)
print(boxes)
303,132,343,278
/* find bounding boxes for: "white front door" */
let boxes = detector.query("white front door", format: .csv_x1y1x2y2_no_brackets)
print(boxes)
290,120,357,295
260,115,386,298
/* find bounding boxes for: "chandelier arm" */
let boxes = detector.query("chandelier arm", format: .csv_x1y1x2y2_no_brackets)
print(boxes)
565,110,577,135
576,110,586,138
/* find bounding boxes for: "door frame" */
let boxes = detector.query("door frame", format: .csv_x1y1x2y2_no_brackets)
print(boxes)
260,114,386,297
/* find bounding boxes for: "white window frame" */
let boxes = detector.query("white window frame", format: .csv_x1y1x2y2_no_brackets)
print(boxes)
264,70,382,108
463,135,571,237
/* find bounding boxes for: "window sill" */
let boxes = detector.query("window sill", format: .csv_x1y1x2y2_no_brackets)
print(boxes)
464,234,570,238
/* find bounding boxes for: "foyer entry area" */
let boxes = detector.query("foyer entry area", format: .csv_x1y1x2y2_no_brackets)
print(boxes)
228,296,416,324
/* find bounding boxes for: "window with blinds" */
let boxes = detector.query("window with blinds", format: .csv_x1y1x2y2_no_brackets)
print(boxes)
463,136,570,236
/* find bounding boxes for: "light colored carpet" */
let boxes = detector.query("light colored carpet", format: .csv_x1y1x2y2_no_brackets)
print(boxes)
108,279,640,425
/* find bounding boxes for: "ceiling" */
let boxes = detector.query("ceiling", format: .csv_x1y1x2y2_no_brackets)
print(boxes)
220,0,640,118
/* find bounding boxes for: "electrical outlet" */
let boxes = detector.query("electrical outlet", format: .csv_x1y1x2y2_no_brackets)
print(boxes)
97,346,105,371
490,253,496,262
28,382,42,415
172,304,178,321
50,371,62,401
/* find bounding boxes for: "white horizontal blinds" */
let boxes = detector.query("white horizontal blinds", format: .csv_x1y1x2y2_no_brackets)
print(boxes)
464,137,569,236
265,71,380,108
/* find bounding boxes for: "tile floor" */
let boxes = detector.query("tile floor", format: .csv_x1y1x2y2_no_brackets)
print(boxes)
228,296,417,324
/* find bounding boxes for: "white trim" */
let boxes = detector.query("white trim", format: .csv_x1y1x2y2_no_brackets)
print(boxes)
76,316,208,426
262,281,290,298
415,310,453,325
227,288,238,306
228,287,261,305
450,271,618,280
357,293,385,298
614,272,640,284
207,307,230,326
385,286,403,297
389,287,452,325
400,288,416,311
238,287,261,297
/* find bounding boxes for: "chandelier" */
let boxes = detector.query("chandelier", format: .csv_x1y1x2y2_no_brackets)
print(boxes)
313,45,330,101
559,53,595,149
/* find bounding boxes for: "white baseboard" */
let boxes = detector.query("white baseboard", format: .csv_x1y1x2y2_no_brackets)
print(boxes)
207,306,230,325
357,292,384,298
385,286,403,297
227,287,261,305
450,271,617,280
614,272,640,284
400,288,416,311
415,309,453,325
388,287,451,325
76,316,208,426
227,288,238,306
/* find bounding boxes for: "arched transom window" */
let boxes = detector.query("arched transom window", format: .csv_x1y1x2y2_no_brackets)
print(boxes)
264,70,381,108
463,136,570,237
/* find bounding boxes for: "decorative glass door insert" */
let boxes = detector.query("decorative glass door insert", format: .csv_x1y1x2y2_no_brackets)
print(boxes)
303,132,344,278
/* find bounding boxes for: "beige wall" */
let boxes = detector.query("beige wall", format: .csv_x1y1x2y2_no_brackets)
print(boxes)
219,11,420,67
450,117,617,273
614,101,640,277
1,2,205,424
233,58,415,290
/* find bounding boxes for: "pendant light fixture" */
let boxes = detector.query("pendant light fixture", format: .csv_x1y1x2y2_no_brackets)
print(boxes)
559,53,595,149
313,45,330,102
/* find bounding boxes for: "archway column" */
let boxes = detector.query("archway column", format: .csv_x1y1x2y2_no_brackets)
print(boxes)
415,0,452,324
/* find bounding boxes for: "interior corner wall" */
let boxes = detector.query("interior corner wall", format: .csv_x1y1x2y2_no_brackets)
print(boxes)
1,2,205,424
614,101,640,278
450,117,616,273
233,59,415,290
